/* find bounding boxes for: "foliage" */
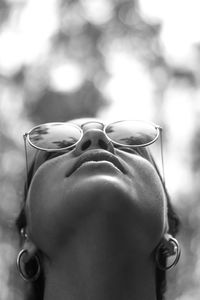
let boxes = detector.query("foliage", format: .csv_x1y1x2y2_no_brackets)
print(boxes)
0,1,200,299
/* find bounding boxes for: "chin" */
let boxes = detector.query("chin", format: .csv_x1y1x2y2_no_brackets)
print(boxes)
66,173,133,204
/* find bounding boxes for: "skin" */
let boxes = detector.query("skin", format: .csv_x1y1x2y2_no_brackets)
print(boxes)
24,118,168,300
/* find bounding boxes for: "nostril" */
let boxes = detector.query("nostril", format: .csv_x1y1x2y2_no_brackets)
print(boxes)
99,139,108,150
81,140,91,151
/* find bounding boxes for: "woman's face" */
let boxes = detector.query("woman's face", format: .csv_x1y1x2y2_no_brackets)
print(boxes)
25,118,168,258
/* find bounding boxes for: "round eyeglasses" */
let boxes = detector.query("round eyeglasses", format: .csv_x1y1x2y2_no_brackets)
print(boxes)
24,120,161,151
23,120,165,189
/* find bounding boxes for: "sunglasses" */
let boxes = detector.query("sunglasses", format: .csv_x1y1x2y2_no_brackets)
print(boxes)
23,120,165,184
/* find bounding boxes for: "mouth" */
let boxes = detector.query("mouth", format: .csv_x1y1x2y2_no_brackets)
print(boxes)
67,150,126,176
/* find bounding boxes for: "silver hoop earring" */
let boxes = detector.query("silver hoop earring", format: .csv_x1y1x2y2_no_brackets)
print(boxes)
17,249,41,281
155,237,181,270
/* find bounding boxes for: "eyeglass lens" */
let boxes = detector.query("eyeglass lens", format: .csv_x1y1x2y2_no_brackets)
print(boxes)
28,123,82,150
105,121,158,146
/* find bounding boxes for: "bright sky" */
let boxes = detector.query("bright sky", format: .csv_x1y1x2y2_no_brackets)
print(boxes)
0,0,58,75
139,0,200,66
1,0,200,74
98,50,155,121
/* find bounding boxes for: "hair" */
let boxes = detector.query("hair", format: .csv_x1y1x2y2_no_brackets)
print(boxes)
16,148,180,300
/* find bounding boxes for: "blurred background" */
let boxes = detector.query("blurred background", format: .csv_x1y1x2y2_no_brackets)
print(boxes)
0,0,200,299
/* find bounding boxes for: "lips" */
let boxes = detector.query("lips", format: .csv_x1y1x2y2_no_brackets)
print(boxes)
67,150,126,176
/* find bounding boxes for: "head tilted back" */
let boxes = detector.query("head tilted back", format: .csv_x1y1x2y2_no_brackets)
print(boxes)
17,143,179,300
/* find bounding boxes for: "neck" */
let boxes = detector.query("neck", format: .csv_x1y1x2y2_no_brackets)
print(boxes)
44,258,156,300
42,215,157,300
43,248,157,299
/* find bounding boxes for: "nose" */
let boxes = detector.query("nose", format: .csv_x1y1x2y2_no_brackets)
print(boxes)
75,129,115,154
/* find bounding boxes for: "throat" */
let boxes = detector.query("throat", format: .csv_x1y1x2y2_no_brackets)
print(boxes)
43,247,157,300
43,212,158,300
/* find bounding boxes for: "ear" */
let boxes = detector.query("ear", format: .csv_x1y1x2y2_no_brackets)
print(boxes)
20,228,38,262
17,229,41,282
23,240,38,260
155,233,181,270
159,233,178,256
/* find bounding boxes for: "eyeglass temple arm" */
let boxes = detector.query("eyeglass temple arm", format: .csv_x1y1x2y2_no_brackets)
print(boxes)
23,133,29,195
158,126,165,185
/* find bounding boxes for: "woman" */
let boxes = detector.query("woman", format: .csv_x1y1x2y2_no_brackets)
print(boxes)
16,118,180,300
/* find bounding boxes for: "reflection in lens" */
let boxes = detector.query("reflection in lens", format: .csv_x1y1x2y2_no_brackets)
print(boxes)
52,138,78,149
28,123,82,150
105,120,158,146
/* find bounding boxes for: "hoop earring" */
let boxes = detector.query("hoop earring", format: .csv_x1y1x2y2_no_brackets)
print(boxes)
155,237,181,270
17,249,41,281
